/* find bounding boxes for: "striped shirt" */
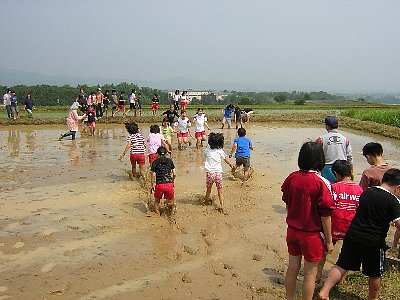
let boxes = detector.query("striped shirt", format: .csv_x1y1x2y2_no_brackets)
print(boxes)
127,133,146,154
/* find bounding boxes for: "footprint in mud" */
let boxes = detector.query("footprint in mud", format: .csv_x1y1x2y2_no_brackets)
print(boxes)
41,228,58,236
183,245,197,255
41,262,57,273
0,286,8,292
12,241,25,249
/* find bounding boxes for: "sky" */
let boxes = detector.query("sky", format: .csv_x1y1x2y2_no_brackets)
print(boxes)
1,0,400,92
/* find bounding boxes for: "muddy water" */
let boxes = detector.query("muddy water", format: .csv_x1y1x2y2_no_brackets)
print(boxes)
0,123,398,300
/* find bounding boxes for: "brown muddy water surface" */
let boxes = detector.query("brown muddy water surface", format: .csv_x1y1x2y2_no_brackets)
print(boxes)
0,123,399,299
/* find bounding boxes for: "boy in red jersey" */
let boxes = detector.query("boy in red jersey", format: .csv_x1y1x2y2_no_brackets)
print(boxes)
281,141,335,300
316,160,363,282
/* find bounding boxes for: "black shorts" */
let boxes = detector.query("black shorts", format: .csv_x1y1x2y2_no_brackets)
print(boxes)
235,156,250,168
130,102,136,109
336,238,386,277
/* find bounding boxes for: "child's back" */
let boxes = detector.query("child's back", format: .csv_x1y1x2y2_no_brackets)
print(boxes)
360,142,392,190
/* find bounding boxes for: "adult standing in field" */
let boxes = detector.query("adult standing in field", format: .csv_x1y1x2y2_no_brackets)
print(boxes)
317,116,353,183
10,90,19,119
221,104,234,129
77,87,87,113
162,105,180,126
173,90,180,111
96,88,103,118
24,93,34,117
3,89,12,118
59,101,85,141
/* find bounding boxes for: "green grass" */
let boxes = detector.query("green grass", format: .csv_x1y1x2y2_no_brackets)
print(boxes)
341,108,400,127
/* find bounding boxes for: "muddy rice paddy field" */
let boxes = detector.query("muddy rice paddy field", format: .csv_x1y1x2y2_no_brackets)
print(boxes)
0,123,399,300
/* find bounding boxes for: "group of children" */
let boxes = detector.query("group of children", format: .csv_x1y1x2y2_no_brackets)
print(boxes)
282,140,400,300
119,111,254,214
2,89,34,119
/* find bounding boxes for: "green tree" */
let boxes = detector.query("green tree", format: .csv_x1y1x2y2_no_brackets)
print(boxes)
274,94,287,103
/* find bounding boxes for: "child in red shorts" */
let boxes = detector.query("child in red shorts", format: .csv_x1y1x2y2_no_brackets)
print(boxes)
204,132,234,213
119,122,146,179
281,141,335,300
150,146,176,215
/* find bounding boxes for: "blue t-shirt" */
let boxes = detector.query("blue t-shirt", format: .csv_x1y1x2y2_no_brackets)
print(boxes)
24,98,33,110
224,107,234,118
234,136,252,157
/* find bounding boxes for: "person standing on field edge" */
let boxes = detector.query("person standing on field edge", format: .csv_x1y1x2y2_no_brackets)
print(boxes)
317,116,353,183
3,89,12,118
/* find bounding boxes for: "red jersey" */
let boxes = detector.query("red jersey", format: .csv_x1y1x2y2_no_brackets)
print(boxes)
331,181,362,241
282,170,335,232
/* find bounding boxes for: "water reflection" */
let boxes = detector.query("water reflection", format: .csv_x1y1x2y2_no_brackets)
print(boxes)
8,130,20,157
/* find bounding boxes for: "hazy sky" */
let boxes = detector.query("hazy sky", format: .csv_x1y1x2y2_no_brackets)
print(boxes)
1,0,399,92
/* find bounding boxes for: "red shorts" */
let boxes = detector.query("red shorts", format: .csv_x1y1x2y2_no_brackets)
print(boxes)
149,153,158,165
130,153,145,166
286,227,324,262
118,105,125,110
87,122,95,127
154,183,174,202
181,102,188,110
177,132,189,138
195,131,206,138
151,103,159,110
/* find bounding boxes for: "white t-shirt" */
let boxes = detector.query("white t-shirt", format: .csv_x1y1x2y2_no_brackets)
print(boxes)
181,95,187,103
173,94,180,102
204,147,227,173
174,117,191,133
194,114,207,132
130,93,136,104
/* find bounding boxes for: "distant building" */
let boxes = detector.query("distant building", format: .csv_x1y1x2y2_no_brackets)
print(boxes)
168,90,230,102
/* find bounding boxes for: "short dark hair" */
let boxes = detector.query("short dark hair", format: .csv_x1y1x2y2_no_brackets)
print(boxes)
150,124,160,133
362,142,383,157
238,128,246,137
298,141,325,172
332,160,352,178
382,168,400,186
208,132,224,149
125,122,139,134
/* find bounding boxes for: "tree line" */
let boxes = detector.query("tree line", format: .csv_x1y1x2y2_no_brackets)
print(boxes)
1,83,344,106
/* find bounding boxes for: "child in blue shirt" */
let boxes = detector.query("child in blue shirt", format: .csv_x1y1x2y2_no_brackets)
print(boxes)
221,104,234,129
229,127,254,180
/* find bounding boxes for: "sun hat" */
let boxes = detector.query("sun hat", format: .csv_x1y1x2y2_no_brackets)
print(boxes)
70,101,81,110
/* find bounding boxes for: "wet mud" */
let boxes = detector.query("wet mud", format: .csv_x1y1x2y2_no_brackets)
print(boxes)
0,123,398,299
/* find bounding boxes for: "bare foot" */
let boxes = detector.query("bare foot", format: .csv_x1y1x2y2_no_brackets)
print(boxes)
317,292,329,300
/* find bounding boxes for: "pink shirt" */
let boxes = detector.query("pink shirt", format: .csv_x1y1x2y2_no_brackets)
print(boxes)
147,133,164,155
66,110,84,131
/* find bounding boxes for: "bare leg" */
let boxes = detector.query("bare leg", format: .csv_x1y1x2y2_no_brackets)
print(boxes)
318,265,347,300
196,137,201,149
316,255,327,283
368,276,381,300
204,185,212,205
285,255,302,300
243,166,250,180
302,260,319,300
178,137,183,150
139,164,146,179
131,165,138,178
154,198,160,215
391,228,400,255
217,189,224,211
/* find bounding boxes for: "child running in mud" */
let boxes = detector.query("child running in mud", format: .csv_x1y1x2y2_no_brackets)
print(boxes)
150,146,176,215
204,132,234,214
161,118,174,153
316,159,363,282
119,122,146,179
193,108,210,149
229,127,254,181
281,141,335,300
147,125,167,166
174,110,192,150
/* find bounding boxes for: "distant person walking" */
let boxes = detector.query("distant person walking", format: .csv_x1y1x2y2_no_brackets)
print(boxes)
173,90,180,111
96,88,103,117
317,116,353,183
77,87,87,113
59,102,85,141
